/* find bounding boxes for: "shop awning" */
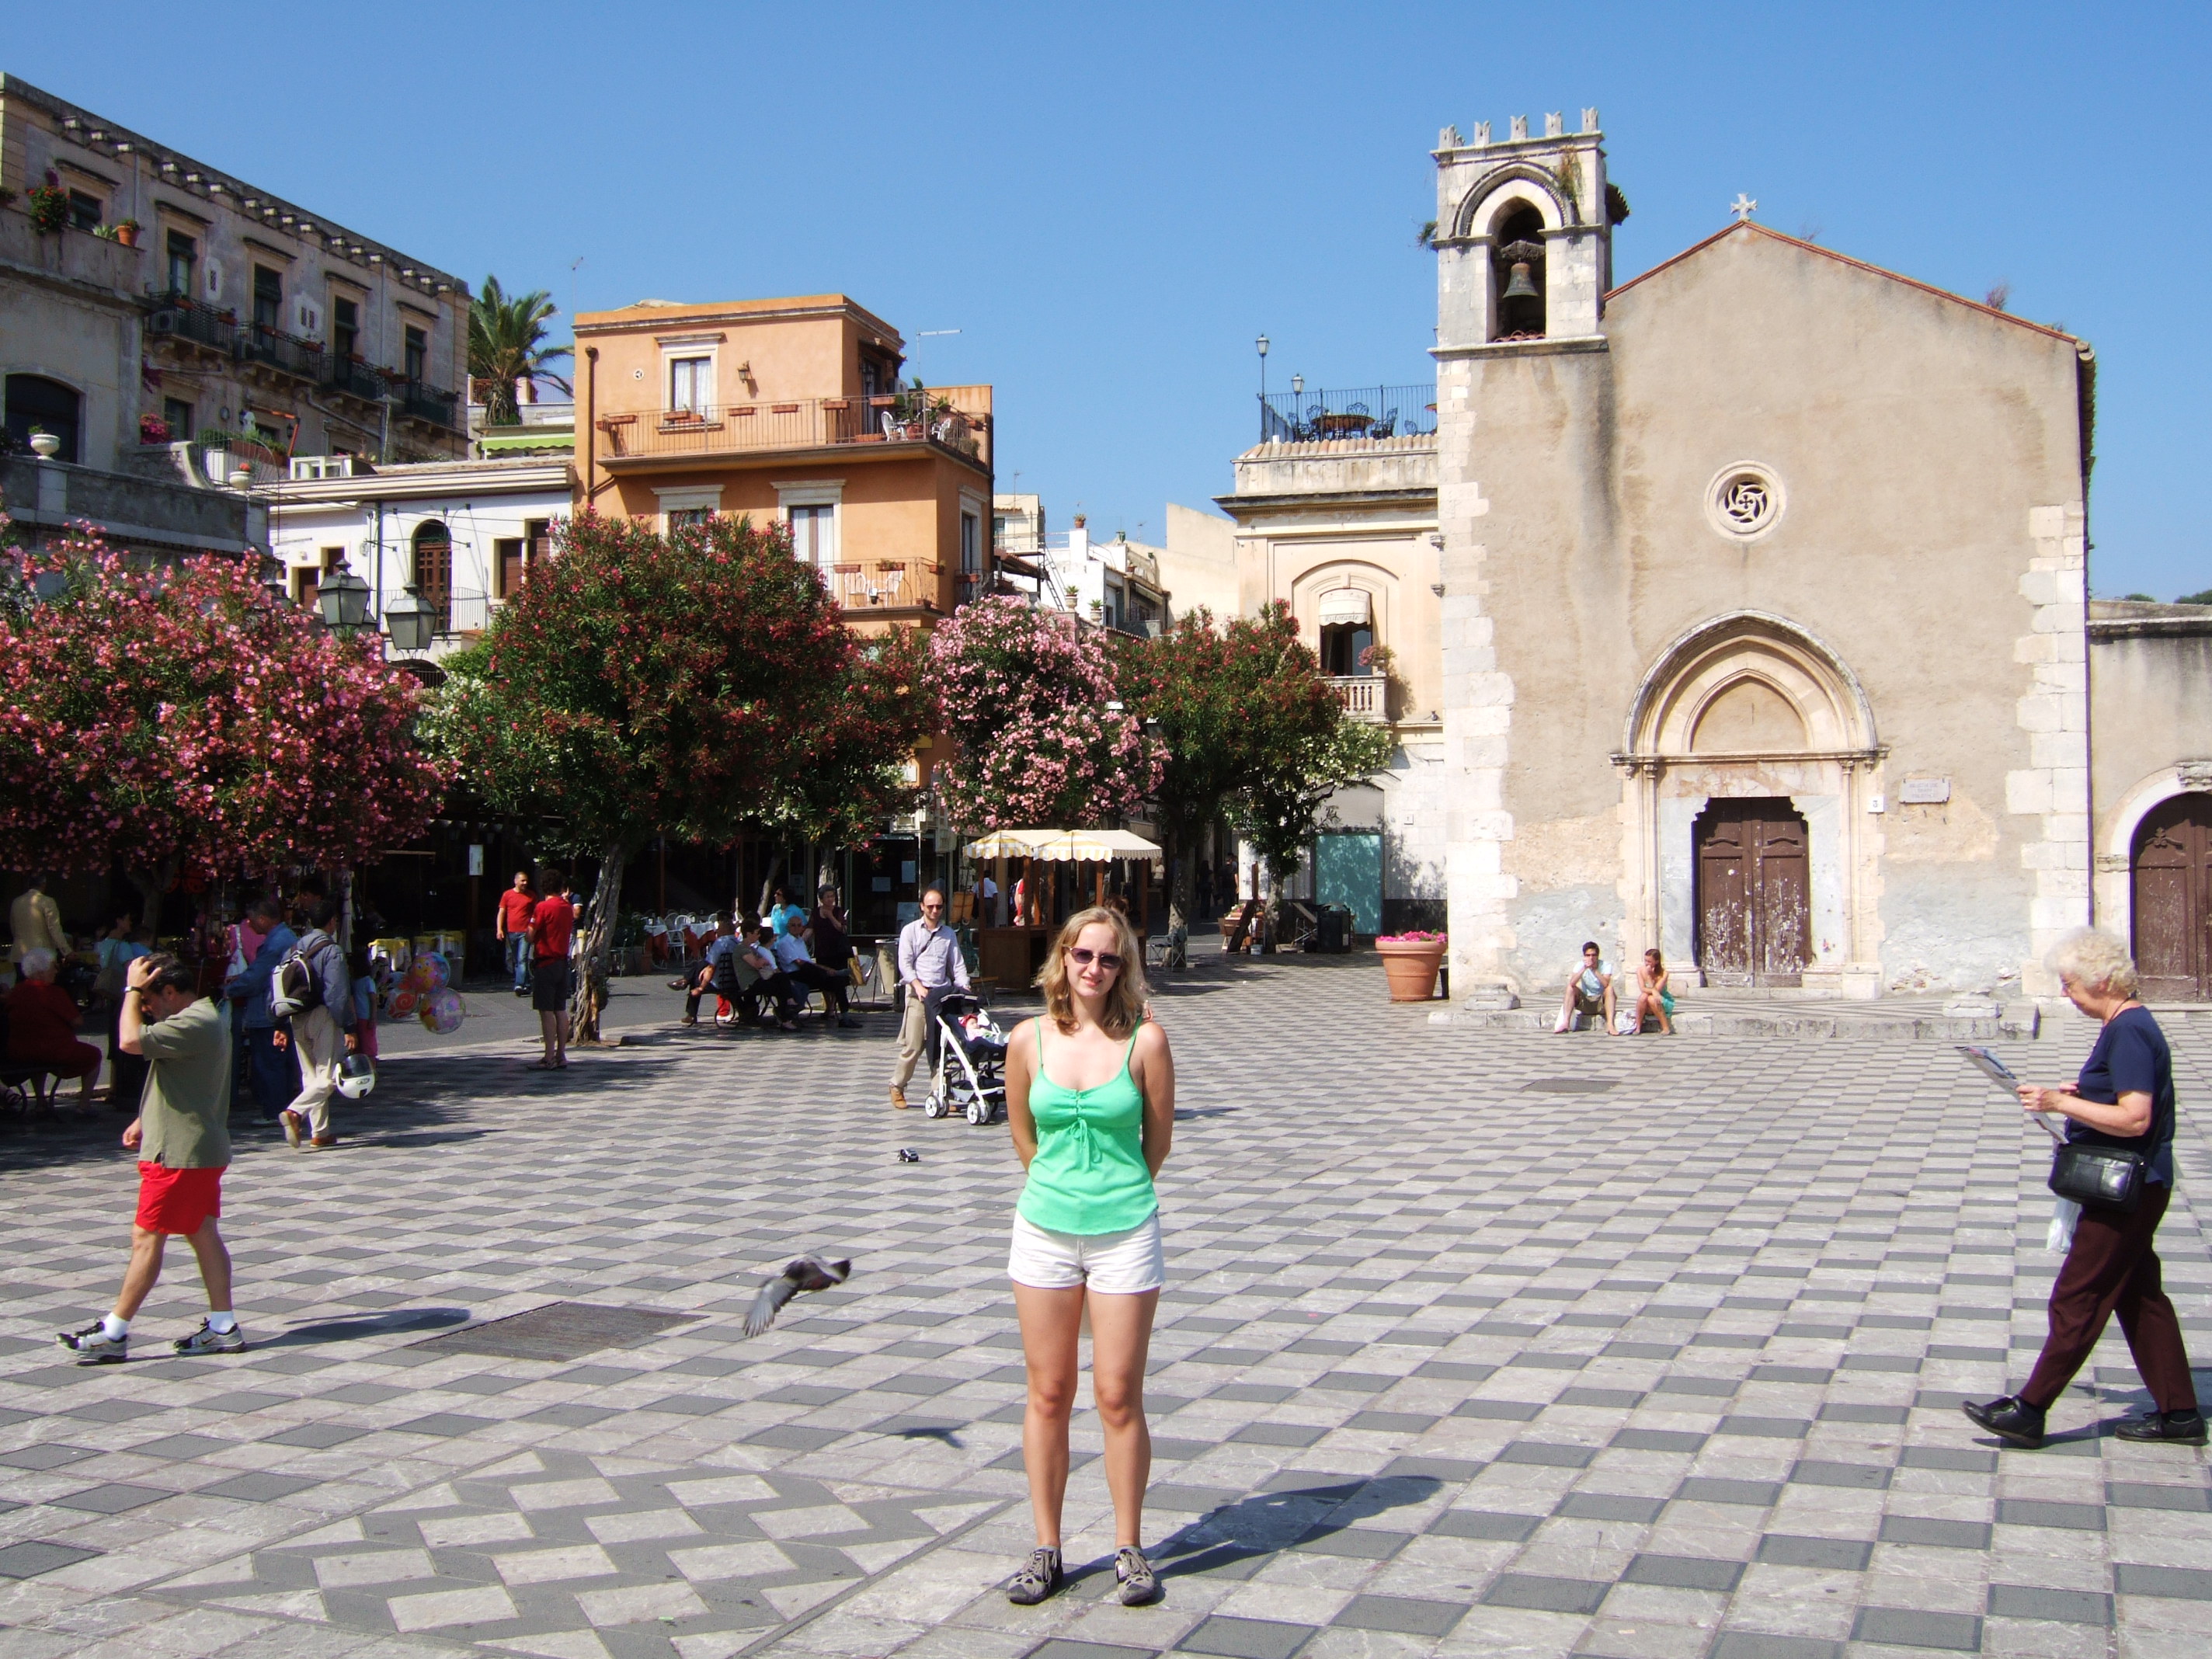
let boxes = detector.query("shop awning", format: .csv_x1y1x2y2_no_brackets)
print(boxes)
965,828,1163,864
479,430,575,454
1317,586,1372,626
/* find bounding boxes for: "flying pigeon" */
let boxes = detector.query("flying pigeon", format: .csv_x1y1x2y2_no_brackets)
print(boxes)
744,1255,853,1337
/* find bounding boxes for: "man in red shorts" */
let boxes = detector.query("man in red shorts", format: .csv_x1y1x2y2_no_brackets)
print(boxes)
57,953,242,1364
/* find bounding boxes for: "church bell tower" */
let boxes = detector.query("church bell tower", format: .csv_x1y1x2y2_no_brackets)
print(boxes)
1433,110,1616,350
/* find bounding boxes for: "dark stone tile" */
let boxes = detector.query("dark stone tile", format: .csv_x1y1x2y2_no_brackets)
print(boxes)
1146,1484,1243,1513
0,1444,99,1471
1622,1553,1743,1591
260,1423,367,1449
1556,1388,1646,1409
1789,1460,1890,1490
128,1432,237,1459
1709,1634,1842,1659
1985,1583,2113,1625
1880,1515,1991,1549
1229,1422,1325,1449
1024,1640,1160,1659
1413,1360,1497,1382
388,1413,496,1437
522,1404,617,1428
1900,1445,1997,1474
2108,1481,2212,1512
1429,1509,1540,1542
1346,1411,1438,1434
743,1424,844,1452
2113,1563,2212,1599
1756,1535,1872,1570
50,1483,169,1515
1294,1528,1408,1560
1452,1398,1542,1421
1716,1416,1807,1439
1331,1593,1467,1636
0,1540,102,1579
1380,1456,1482,1483
1818,1402,1909,1424
1849,1607,1981,1650
1555,1492,1665,1523
1309,1372,1396,1393
1172,1613,1317,1658
1480,1574,1610,1615
1996,1498,2104,1532
1602,1341,1682,1359
1749,1365,1830,1384
1494,1441,1595,1469
197,1472,318,1502
1212,1384,1299,1404
635,1395,732,1416
1611,1428,1708,1454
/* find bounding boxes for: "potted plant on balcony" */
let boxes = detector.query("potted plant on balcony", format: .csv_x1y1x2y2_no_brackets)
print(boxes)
114,218,141,246
138,413,171,446
26,183,68,235
27,425,61,460
1375,930,1447,1001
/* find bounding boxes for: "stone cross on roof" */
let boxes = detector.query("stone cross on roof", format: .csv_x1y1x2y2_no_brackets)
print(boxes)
1731,193,1758,222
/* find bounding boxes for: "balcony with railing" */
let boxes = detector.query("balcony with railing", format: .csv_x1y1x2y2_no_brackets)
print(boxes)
143,295,458,427
1328,673,1389,722
594,386,993,470
398,380,461,429
1259,383,1438,444
825,558,941,614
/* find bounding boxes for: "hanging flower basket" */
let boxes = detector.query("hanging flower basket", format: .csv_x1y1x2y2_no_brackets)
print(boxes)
1376,931,1447,1001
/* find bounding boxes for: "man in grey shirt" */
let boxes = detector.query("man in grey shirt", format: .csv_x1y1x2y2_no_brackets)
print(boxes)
890,888,969,1109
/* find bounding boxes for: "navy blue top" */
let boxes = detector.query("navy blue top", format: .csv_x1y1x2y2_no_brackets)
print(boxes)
2071,1004,2177,1186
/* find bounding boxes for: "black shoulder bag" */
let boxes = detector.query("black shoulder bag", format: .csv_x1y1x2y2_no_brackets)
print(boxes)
2047,1136,2146,1212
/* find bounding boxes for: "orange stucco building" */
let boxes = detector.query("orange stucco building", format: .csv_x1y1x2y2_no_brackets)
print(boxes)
575,294,993,634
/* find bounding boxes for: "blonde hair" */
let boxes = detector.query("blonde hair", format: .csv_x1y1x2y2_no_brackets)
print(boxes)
1038,905,1149,1037
2047,927,2140,997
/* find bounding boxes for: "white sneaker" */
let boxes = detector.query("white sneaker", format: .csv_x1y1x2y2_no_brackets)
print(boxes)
57,1322,127,1365
173,1318,246,1356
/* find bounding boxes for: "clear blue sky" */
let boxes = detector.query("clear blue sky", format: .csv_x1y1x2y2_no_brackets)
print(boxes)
13,2,2206,596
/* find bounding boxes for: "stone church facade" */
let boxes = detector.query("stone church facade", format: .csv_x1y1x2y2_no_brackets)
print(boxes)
1429,113,2099,1003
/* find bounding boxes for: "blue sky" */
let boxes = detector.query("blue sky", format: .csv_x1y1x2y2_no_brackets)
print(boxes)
13,2,2206,596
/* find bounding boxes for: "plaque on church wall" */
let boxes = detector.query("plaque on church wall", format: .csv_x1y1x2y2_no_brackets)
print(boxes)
1898,777,1951,805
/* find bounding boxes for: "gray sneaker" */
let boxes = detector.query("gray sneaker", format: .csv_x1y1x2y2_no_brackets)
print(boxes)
1115,1545,1160,1605
1004,1546,1063,1605
173,1319,245,1356
57,1321,127,1365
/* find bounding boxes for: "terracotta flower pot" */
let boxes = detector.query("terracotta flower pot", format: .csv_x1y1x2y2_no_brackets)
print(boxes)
1376,938,1446,1002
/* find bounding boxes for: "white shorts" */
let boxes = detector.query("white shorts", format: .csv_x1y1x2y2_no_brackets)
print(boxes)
1008,1210,1165,1295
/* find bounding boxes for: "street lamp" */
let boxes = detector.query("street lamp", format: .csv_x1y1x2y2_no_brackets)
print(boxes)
317,569,371,631
383,584,436,653
1256,333,1269,400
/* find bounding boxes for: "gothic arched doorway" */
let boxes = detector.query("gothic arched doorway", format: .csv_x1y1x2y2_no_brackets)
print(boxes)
1694,797,1812,986
2132,792,2212,1000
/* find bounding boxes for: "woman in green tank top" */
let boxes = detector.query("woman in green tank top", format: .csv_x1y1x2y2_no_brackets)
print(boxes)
1001,905,1176,1609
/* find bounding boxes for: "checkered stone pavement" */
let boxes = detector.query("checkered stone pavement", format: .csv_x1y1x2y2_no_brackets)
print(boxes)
1,945,2207,1659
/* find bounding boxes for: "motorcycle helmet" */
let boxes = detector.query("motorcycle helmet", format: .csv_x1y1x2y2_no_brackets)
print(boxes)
334,1052,377,1100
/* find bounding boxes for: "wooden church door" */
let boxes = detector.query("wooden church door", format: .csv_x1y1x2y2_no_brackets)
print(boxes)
2133,793,2212,1001
1695,798,1812,986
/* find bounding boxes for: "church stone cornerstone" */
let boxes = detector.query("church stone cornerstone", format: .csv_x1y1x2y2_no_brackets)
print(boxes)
2009,503,2092,996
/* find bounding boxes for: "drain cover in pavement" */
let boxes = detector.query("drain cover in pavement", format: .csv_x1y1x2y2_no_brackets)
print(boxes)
411,1302,701,1362
1521,1078,1619,1094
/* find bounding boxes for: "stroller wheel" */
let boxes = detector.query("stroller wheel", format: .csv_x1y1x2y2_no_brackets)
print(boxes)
965,1097,989,1125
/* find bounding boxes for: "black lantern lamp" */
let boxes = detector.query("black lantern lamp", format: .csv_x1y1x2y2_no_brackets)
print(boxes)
318,569,370,631
384,584,436,652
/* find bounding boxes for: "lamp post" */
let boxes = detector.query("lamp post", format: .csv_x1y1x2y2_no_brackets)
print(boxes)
317,569,371,631
1256,334,1270,441
383,584,436,653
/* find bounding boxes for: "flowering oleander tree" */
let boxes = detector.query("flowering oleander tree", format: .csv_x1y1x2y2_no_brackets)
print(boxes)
1122,602,1396,951
425,510,868,1039
927,596,1163,830
0,529,442,921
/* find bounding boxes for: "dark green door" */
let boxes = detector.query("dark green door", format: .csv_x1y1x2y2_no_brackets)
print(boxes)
1314,833,1382,936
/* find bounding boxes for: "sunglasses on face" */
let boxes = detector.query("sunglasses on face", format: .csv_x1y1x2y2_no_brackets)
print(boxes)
1066,947,1123,970
921,902,943,912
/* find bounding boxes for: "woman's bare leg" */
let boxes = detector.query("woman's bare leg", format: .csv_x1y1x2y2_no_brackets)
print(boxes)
1013,1282,1085,1547
1087,1289,1160,1547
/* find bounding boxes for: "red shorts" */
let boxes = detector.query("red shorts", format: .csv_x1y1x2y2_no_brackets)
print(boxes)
135,1163,224,1235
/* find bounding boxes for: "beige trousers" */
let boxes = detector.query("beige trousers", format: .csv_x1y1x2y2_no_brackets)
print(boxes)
892,989,933,1090
286,1005,342,1139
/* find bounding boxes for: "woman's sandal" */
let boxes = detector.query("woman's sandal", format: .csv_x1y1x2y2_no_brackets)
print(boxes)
1004,1546,1063,1605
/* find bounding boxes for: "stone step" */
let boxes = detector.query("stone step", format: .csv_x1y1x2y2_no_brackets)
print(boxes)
1435,1006,2039,1041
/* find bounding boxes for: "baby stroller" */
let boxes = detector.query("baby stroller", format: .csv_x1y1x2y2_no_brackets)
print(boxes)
924,993,1008,1125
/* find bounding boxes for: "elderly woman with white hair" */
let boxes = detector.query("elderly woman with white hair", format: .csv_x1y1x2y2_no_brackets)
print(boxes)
6,947,103,1109
1965,928,2203,1449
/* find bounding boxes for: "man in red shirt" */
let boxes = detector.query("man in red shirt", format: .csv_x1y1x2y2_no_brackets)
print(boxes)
495,871,535,998
527,867,576,1069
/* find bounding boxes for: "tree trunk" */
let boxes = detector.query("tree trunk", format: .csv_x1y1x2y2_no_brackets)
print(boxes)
756,850,784,920
1163,822,1198,971
1261,860,1286,953
127,868,169,940
569,840,627,1043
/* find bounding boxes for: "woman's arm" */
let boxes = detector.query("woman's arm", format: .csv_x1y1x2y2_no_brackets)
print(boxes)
1136,1022,1176,1177
1004,1017,1040,1170
2019,1084,2155,1139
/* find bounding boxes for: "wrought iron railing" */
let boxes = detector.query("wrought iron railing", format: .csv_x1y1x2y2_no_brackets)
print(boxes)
594,386,993,468
242,324,328,381
824,558,941,612
400,381,461,429
325,357,386,402
1259,383,1438,443
146,295,238,354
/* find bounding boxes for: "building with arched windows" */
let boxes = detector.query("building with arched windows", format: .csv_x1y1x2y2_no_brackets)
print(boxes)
1426,110,2106,1004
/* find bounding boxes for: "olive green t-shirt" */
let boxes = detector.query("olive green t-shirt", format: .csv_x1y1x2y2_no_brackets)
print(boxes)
137,996,232,1169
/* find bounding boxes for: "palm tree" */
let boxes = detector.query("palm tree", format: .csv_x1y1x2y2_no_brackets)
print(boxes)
469,276,572,426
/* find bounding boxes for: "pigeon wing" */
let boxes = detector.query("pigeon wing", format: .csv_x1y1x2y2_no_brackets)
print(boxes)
744,1275,798,1338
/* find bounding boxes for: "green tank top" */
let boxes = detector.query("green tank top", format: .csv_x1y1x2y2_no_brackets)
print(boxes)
1016,1021,1157,1236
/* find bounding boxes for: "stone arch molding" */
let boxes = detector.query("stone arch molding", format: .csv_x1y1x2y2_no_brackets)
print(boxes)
1450,163,1573,241
1623,610,1880,759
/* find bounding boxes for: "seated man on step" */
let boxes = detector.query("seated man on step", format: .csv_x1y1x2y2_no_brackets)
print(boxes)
1555,941,1616,1035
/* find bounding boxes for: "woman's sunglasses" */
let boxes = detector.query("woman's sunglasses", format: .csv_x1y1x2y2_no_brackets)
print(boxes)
1066,947,1123,970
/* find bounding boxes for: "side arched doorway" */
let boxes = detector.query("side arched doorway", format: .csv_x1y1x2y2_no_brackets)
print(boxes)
2132,792,2212,1001
411,522,453,635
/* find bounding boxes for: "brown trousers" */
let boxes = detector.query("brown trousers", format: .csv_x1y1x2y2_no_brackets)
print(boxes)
2022,1182,2198,1413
